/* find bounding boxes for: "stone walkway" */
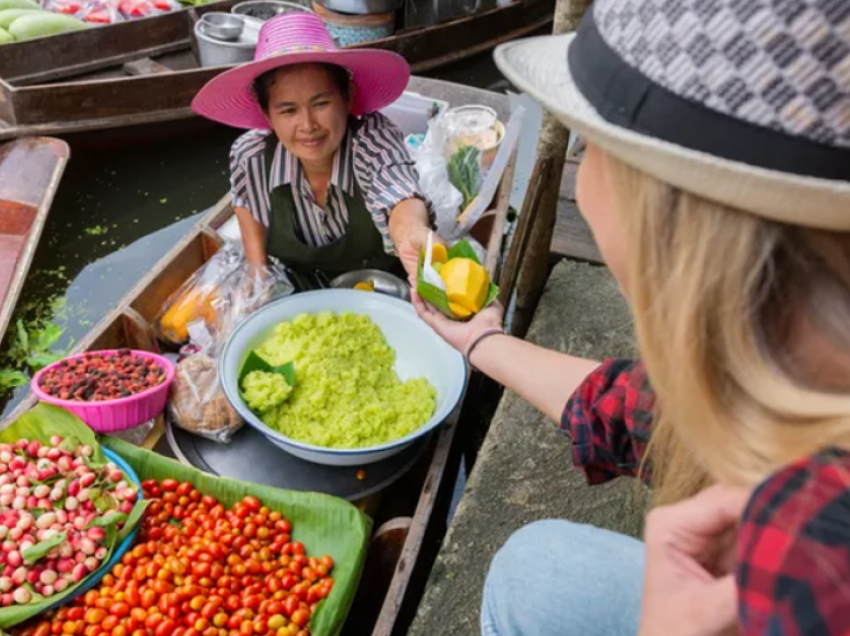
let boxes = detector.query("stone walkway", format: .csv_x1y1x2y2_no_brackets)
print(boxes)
408,260,648,636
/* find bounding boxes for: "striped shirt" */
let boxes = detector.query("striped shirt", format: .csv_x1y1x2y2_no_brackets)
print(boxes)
229,113,429,255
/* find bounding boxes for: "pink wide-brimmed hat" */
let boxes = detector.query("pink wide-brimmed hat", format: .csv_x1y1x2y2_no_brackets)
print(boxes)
191,12,410,130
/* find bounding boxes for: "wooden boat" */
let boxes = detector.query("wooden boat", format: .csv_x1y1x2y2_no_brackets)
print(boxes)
1,91,516,633
0,0,553,141
0,137,69,346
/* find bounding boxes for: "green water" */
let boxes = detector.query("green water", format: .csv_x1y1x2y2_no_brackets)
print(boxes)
0,51,513,418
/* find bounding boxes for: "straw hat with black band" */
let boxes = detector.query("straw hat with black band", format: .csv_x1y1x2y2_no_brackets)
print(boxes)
494,0,849,230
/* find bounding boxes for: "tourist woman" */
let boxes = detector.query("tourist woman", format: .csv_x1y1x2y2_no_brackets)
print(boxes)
192,13,435,290
415,0,850,633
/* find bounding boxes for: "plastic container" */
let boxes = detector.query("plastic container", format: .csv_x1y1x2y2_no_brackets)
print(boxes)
40,447,143,613
444,104,504,169
31,350,176,434
380,91,449,137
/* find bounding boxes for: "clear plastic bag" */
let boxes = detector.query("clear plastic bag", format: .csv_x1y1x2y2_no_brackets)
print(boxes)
43,0,85,15
409,115,465,239
76,0,123,23
118,0,178,19
161,243,294,442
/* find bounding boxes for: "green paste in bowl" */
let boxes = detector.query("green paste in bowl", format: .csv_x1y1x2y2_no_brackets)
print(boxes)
249,312,437,448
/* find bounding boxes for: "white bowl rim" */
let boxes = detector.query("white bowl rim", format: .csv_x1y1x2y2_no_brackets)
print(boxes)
218,290,468,456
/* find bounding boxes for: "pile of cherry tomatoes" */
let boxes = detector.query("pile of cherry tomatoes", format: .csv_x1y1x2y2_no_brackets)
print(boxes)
15,479,335,636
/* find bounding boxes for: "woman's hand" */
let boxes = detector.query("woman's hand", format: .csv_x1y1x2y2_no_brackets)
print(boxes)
396,232,427,286
412,290,504,357
639,485,749,636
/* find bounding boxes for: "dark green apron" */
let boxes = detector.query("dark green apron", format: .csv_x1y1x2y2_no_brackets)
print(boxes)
263,136,402,291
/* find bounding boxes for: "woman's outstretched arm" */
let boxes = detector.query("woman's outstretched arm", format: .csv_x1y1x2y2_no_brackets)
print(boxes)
412,295,599,423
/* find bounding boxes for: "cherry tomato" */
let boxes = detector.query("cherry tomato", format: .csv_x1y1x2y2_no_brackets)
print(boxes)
161,479,179,492
290,610,309,628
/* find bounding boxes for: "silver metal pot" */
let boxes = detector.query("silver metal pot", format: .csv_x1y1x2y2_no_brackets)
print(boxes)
312,0,401,16
194,16,258,67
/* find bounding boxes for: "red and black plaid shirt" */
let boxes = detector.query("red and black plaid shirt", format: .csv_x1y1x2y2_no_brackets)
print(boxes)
562,358,850,636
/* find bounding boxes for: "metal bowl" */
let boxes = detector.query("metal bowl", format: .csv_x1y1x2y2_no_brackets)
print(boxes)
199,12,245,41
231,0,313,21
312,0,401,15
330,269,410,302
218,290,467,466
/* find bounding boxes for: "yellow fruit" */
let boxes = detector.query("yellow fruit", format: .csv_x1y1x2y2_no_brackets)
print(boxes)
448,302,473,319
439,257,489,316
159,287,218,343
431,243,448,265
354,281,375,292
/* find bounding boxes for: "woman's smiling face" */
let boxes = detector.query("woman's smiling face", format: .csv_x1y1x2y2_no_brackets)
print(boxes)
260,63,351,170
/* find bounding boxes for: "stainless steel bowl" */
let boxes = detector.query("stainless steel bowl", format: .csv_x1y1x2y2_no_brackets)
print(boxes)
199,13,245,41
330,270,410,302
231,0,313,21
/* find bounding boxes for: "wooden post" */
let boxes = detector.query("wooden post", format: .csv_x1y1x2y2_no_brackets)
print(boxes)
504,0,593,338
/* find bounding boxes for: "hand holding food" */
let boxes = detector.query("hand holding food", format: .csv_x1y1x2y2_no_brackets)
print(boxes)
416,233,498,321
412,290,504,357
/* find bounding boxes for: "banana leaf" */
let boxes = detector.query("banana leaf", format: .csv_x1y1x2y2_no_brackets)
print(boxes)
0,404,141,629
416,239,499,320
101,437,371,636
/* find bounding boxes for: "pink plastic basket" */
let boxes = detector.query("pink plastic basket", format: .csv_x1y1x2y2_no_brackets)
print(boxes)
30,349,175,433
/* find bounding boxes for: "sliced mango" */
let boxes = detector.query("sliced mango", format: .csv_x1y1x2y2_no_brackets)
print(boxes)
431,242,448,266
354,281,375,292
439,257,489,316
448,302,473,319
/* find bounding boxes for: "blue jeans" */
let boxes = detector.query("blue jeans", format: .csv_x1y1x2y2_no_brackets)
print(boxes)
481,520,646,636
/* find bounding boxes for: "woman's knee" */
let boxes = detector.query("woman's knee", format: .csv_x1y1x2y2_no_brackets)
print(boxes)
482,520,644,636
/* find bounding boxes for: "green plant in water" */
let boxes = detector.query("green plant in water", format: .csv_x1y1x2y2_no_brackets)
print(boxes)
0,318,71,396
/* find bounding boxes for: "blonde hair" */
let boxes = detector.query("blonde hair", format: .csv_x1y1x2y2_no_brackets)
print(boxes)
603,152,850,505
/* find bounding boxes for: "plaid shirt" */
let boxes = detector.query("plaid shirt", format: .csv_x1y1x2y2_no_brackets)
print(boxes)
562,358,850,636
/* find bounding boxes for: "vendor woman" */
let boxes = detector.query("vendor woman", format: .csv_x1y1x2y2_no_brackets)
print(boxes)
191,13,435,290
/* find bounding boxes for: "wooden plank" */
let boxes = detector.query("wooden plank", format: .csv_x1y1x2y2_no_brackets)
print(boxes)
8,66,224,126
405,15,551,73
549,160,602,264
371,411,460,636
0,10,197,85
123,58,175,76
484,148,516,277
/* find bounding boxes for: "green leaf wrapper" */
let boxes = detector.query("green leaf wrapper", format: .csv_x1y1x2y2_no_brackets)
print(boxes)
416,239,500,320
238,352,296,388
101,437,370,636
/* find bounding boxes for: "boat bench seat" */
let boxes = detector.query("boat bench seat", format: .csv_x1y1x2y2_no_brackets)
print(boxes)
409,259,649,636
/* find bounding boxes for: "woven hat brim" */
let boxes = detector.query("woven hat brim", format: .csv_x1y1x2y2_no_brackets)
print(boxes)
192,49,410,130
494,34,850,231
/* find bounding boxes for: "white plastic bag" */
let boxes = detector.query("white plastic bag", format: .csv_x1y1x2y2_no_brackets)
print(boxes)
409,115,465,239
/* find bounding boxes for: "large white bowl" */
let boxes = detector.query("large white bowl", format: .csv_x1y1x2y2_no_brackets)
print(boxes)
218,290,467,466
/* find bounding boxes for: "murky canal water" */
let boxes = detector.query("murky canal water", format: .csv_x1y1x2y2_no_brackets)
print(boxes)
0,50,519,417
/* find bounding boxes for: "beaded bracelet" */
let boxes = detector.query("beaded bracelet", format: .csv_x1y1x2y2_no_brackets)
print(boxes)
465,328,506,364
